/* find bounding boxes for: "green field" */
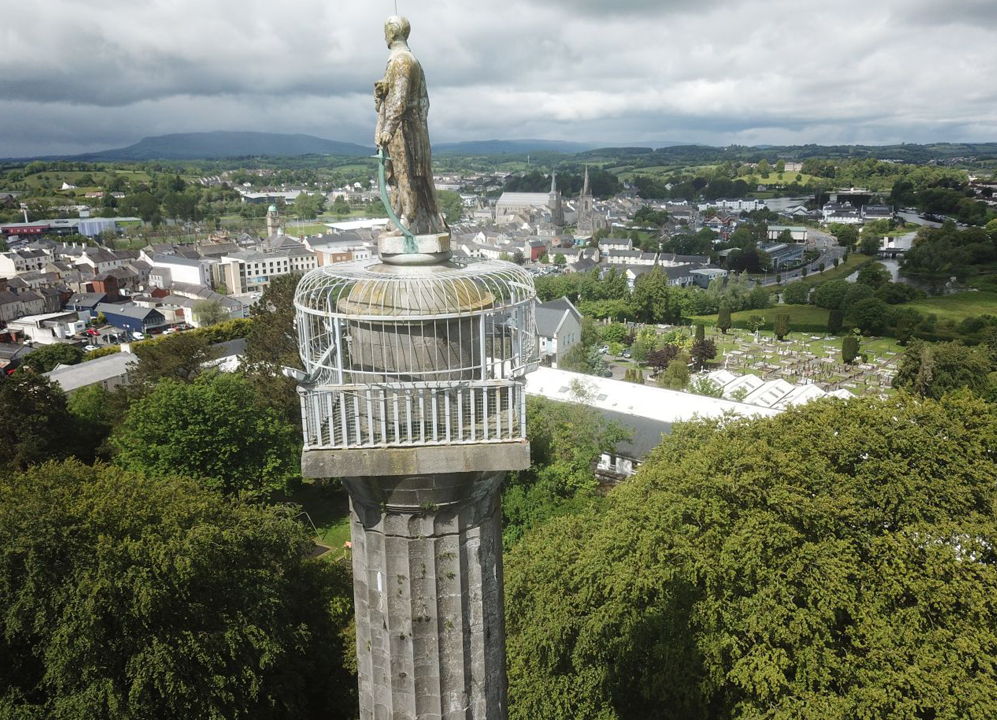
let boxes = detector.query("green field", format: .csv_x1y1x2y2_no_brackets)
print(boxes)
692,289,997,339
756,172,816,185
692,304,831,332
906,291,997,323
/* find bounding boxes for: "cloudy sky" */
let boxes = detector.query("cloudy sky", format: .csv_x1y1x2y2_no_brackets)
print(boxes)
1,0,996,157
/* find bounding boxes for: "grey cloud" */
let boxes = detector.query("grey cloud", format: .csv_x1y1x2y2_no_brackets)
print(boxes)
1,0,996,157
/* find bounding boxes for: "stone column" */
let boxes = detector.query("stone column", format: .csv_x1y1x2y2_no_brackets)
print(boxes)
345,471,508,720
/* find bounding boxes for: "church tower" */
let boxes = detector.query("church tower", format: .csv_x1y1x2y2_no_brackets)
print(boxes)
266,204,282,237
548,171,563,228
576,167,597,234
579,166,594,217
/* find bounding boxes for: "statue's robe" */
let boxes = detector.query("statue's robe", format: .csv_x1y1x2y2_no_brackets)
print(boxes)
376,47,447,236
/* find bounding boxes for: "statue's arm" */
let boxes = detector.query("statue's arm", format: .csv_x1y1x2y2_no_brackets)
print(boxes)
379,57,412,143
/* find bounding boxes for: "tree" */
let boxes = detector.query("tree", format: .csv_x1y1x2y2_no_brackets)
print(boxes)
67,384,117,462
892,307,922,345
773,313,790,340
437,189,463,223
830,223,859,249
0,460,356,719
688,377,723,397
554,253,566,266
827,307,844,335
623,367,645,384
503,395,628,546
0,372,77,472
245,273,304,424
842,333,860,363
690,338,717,369
748,285,770,310
647,344,680,372
782,281,809,305
716,303,731,334
132,331,219,386
658,356,691,390
193,298,226,327
859,233,882,255
855,261,891,288
694,323,705,342
331,194,351,216
813,278,852,310
21,343,83,373
112,373,299,496
892,340,995,399
506,394,997,720
848,297,891,334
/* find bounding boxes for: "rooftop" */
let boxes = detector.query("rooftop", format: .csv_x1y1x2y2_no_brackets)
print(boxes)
525,366,779,426
44,352,138,393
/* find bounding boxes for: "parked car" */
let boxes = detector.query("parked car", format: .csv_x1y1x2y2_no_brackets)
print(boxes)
163,327,177,335
85,328,100,337
131,331,145,341
84,344,99,352
599,345,609,354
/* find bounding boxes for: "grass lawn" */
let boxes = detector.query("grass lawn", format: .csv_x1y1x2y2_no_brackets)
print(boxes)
768,254,875,291
692,304,831,331
287,482,352,560
756,172,816,185
906,291,997,324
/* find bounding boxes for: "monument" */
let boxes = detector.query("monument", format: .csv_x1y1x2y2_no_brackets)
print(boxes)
291,16,538,720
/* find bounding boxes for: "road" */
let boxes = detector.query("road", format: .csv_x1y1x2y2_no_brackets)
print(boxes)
749,235,846,286
898,211,943,228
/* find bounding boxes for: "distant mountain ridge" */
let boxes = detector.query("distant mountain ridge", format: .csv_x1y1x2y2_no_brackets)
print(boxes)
69,131,373,161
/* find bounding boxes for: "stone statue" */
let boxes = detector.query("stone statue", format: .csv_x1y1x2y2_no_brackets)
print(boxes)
375,16,447,237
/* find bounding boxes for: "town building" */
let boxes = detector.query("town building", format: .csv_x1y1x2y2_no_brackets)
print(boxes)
0,249,49,276
524,366,778,480
95,303,167,335
767,225,809,242
6,311,86,344
45,351,138,394
759,242,805,269
536,297,582,369
218,245,317,295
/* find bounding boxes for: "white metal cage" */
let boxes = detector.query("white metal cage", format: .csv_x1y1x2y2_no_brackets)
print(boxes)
294,258,538,452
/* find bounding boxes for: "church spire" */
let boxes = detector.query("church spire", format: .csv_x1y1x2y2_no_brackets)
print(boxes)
582,166,590,197
550,170,557,193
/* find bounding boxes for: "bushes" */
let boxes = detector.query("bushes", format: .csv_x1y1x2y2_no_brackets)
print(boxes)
782,281,810,305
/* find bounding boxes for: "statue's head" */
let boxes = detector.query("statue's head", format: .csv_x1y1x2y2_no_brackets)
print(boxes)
384,15,411,46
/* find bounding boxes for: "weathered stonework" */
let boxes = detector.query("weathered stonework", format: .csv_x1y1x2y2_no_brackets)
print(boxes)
346,471,508,720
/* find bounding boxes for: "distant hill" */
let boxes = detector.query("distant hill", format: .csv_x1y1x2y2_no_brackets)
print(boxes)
434,139,604,155
71,131,372,161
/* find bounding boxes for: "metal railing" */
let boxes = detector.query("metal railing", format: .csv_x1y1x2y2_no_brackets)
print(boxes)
300,380,527,451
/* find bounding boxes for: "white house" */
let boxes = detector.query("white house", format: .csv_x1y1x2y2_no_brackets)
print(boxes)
535,297,583,369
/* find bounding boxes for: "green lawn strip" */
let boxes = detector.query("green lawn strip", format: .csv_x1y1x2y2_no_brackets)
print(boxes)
905,291,997,324
766,254,875,291
287,482,353,559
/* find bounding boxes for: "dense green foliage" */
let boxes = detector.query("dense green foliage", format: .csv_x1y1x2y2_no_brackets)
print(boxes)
892,340,997,399
506,394,997,720
502,394,628,548
902,222,997,282
0,460,355,719
20,343,83,373
132,331,220,385
0,373,78,472
112,373,299,496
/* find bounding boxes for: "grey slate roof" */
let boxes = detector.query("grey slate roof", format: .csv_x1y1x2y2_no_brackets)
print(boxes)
44,352,138,393
535,297,581,338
